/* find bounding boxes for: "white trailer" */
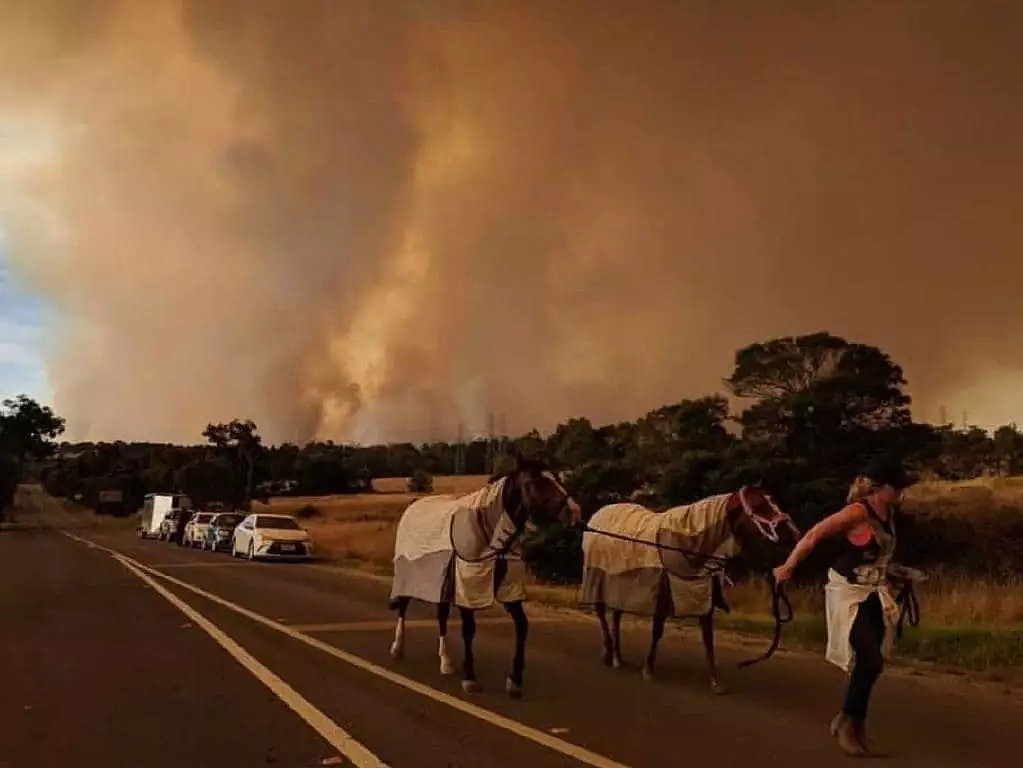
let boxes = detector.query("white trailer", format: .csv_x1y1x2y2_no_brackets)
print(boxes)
137,493,193,539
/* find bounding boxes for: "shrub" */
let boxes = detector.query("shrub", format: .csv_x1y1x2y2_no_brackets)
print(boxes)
407,470,434,493
296,504,321,519
523,523,584,583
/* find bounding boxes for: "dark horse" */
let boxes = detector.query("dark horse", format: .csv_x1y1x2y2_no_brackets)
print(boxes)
388,459,580,698
581,484,799,693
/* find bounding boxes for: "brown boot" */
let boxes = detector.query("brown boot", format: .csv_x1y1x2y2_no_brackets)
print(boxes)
854,720,870,753
836,716,868,757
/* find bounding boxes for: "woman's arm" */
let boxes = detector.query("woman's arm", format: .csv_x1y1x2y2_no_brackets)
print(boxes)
773,503,868,584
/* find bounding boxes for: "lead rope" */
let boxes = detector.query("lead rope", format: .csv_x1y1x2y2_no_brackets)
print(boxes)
894,578,920,639
736,571,793,668
580,523,739,570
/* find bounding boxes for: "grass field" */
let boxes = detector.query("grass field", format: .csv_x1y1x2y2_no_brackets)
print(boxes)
250,474,1023,674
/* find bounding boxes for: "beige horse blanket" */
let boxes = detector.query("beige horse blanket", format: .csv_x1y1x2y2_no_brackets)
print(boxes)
579,494,738,617
390,478,527,610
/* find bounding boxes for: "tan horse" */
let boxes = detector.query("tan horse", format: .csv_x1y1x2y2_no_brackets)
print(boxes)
580,484,799,693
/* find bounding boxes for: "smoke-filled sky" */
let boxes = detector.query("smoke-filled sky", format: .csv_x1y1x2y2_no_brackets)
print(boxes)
0,0,1021,444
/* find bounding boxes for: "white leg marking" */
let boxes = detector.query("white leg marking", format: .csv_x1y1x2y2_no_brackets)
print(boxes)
438,635,454,675
390,617,406,660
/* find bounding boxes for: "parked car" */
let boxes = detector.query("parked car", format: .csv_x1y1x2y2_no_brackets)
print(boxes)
142,494,193,540
183,512,215,548
231,513,313,561
202,512,243,552
158,509,181,541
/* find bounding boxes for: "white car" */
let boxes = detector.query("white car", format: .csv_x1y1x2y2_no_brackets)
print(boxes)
182,512,215,548
231,513,313,561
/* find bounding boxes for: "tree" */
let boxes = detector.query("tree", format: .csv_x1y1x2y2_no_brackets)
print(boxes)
0,451,19,518
174,458,238,510
0,396,65,519
630,396,733,472
548,418,607,468
993,424,1023,475
726,333,911,471
202,420,264,508
0,395,66,463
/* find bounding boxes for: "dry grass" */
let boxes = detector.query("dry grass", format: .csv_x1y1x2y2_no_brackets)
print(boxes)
725,576,1023,628
903,474,1023,518
250,475,492,574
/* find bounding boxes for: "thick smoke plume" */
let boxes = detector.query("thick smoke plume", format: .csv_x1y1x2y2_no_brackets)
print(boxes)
1,1,1021,443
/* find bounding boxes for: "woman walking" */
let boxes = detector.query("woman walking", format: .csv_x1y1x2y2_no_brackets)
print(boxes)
773,454,912,757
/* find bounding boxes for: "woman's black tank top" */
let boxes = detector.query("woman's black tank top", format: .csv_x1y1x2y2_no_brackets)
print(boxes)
832,499,896,585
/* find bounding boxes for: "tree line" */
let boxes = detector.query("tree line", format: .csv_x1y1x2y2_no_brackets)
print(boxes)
5,331,1022,577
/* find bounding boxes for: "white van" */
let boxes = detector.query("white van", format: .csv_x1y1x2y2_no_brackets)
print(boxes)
137,493,193,539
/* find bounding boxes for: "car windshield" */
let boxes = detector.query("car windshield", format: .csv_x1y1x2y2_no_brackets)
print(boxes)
195,514,213,524
216,515,242,526
256,516,301,530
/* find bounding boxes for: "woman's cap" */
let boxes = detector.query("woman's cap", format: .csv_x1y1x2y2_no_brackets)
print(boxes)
862,453,911,490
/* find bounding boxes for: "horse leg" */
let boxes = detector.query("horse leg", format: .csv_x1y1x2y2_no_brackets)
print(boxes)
595,603,615,667
641,604,667,681
459,606,481,693
390,596,410,660
700,612,727,695
611,609,624,668
437,602,455,675
504,601,528,698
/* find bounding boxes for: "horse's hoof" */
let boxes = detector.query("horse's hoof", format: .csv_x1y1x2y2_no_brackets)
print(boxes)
601,650,614,667
505,677,522,699
641,665,655,682
611,655,622,669
461,679,482,694
710,680,728,696
440,657,455,676
389,643,404,661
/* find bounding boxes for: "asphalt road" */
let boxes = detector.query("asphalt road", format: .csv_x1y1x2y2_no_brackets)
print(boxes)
1,492,1020,767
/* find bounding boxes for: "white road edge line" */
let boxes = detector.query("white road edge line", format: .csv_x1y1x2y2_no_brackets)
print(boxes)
63,534,389,768
65,532,631,768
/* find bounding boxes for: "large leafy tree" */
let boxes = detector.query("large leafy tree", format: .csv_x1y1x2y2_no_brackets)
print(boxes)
0,395,67,463
631,396,734,464
1,396,66,516
548,418,607,468
202,419,264,508
726,332,912,471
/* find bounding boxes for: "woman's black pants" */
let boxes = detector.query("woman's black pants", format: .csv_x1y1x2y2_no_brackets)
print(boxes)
842,591,885,721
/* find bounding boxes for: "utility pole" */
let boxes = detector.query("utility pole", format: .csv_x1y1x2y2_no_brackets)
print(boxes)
486,412,496,475
455,422,466,475
498,412,508,463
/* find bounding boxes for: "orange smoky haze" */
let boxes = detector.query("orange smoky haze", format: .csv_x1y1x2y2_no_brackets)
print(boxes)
1,1,1021,443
